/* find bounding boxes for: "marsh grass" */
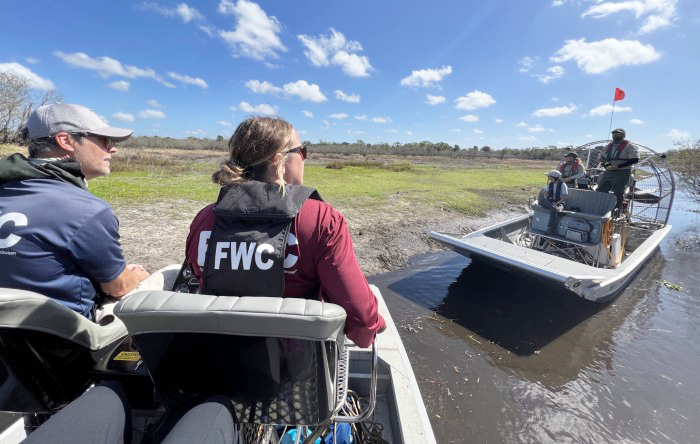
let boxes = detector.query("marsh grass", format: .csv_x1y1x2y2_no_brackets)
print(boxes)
325,160,412,172
2,143,546,217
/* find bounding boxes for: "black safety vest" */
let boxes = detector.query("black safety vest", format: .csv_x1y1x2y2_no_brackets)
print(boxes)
548,180,562,202
201,181,321,297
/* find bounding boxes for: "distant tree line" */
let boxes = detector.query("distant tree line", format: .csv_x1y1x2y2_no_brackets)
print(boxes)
118,136,580,161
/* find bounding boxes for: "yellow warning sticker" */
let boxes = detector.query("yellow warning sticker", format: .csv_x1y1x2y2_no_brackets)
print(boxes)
113,351,141,361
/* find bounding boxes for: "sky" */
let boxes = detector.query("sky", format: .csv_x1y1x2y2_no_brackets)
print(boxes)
1,0,698,150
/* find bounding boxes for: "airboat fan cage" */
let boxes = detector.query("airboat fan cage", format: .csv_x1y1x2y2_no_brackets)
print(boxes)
578,140,675,228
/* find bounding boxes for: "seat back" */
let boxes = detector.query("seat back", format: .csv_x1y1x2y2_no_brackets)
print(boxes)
0,288,128,413
565,189,617,216
114,291,347,426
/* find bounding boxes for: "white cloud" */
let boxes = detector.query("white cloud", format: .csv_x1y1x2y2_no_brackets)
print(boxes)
536,65,565,83
298,28,372,77
283,80,326,102
667,128,690,140
186,129,206,136
245,79,326,102
518,135,538,142
406,131,413,135
147,99,162,108
238,101,277,115
298,130,307,135
533,104,577,117
217,120,232,126
54,51,175,87
385,129,399,133
108,80,130,91
355,115,392,123
167,71,208,88
139,109,167,118
0,62,55,90
495,118,503,123
552,0,567,6
588,104,632,116
175,3,204,22
551,38,660,74
218,0,286,60
473,129,484,134
425,94,446,105
347,129,366,135
112,112,135,122
330,113,349,120
451,129,462,132
335,90,360,103
400,65,452,88
459,115,479,122
25,57,39,64
455,90,496,110
302,110,313,118
516,121,528,127
630,118,644,125
528,125,546,133
141,2,205,22
518,56,535,73
581,0,677,34
245,79,282,94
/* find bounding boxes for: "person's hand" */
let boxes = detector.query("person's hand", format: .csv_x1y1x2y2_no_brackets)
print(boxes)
126,264,150,282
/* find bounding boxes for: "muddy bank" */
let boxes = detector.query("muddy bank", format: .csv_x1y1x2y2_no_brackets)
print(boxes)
115,199,528,276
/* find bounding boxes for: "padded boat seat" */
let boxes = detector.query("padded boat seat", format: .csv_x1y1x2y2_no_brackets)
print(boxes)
114,291,347,426
0,288,128,413
531,188,617,244
564,188,617,217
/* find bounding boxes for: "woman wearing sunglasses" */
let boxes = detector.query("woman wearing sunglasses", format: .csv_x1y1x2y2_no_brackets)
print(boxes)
185,116,385,348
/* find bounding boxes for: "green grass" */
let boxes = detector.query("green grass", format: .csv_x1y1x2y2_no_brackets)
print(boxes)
90,163,544,217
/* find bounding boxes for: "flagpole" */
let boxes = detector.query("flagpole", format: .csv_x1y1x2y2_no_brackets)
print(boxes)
607,100,616,140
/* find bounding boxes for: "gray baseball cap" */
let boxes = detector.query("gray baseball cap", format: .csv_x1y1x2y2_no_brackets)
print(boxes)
26,103,133,142
546,170,561,178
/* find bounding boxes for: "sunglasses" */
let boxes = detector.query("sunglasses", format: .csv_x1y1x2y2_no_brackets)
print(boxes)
286,145,307,160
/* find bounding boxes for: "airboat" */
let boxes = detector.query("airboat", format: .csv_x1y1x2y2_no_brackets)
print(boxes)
0,266,436,443
430,140,674,302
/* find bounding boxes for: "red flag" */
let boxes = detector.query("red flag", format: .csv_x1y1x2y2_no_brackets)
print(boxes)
614,88,625,101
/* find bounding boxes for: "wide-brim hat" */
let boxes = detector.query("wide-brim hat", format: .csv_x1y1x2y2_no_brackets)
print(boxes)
26,103,133,142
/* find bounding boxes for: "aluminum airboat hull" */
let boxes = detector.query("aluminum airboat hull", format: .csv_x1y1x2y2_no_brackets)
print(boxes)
430,214,671,302
0,287,436,444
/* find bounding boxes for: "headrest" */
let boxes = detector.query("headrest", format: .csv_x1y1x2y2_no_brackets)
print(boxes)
0,288,128,351
114,291,347,344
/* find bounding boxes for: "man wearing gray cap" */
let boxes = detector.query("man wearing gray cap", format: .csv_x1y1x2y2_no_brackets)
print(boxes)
0,103,150,321
597,128,639,208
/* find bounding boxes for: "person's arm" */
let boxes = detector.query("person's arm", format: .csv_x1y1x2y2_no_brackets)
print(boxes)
69,207,148,298
100,264,150,297
315,206,385,348
572,163,586,180
556,183,568,204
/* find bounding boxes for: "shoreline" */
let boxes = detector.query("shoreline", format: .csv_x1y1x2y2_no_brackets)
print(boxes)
115,199,528,277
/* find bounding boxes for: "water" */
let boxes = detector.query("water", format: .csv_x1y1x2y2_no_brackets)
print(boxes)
371,192,700,443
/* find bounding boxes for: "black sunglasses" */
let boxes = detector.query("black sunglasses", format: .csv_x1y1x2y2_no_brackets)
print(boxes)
286,145,307,160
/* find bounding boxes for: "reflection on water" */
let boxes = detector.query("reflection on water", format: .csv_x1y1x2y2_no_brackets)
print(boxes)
371,193,700,443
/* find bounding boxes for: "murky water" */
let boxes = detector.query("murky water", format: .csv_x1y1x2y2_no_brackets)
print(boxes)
371,193,700,443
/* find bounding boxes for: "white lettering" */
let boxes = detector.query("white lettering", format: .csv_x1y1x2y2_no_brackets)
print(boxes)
197,231,212,267
256,243,274,270
214,242,228,270
283,232,298,268
231,242,256,270
0,212,28,249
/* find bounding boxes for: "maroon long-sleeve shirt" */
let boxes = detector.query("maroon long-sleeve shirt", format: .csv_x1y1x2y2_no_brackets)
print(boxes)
185,199,385,348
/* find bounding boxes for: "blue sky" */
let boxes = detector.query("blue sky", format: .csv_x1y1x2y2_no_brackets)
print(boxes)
1,0,697,150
